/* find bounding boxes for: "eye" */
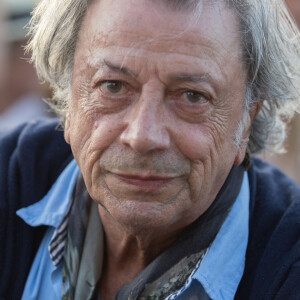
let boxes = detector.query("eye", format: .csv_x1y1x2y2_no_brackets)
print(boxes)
183,91,207,104
99,81,127,95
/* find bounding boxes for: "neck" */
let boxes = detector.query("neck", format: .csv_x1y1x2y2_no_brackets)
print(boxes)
98,205,185,299
98,205,184,268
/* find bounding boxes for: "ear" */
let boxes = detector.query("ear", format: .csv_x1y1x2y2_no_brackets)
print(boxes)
249,99,263,122
64,112,71,144
234,100,263,166
234,143,247,166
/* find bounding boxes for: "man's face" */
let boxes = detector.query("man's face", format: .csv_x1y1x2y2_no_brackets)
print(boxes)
65,0,249,231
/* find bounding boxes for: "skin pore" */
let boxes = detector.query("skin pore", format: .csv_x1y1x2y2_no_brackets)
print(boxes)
64,0,257,298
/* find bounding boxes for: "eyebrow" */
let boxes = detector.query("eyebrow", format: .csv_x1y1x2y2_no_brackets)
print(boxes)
101,59,214,84
169,73,212,83
103,59,137,78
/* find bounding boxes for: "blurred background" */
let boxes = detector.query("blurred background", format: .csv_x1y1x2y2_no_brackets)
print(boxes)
0,0,52,131
0,0,299,183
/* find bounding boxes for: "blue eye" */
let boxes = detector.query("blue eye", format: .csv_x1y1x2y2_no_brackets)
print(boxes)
184,91,206,103
100,81,126,95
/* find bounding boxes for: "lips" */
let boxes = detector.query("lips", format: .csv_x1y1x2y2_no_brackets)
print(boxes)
112,173,176,192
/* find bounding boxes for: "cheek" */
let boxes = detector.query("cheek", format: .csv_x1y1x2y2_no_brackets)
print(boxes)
70,107,124,151
92,116,125,149
69,112,126,182
170,124,212,201
171,122,217,161
172,115,239,163
171,121,238,208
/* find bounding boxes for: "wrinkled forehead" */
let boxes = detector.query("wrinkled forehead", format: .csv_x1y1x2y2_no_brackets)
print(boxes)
83,0,239,45
74,0,244,91
75,0,243,69
86,0,233,22
113,0,225,11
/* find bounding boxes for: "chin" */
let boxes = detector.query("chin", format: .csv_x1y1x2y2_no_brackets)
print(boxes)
100,197,178,229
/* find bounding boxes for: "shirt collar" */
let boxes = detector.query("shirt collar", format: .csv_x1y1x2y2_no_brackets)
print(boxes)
17,159,79,228
192,172,250,300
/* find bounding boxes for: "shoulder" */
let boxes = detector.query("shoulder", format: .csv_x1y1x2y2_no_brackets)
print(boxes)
0,119,73,299
248,157,300,245
249,157,300,206
236,157,300,299
0,118,68,156
0,118,73,209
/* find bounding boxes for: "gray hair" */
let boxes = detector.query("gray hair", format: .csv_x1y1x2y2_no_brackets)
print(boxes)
27,0,300,154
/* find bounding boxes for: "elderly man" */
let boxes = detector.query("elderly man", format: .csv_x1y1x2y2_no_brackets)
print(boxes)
1,0,300,299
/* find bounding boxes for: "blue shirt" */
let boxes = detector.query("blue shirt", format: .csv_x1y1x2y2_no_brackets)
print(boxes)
17,160,80,300
17,160,249,300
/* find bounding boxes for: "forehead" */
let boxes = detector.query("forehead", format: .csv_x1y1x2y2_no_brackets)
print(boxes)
81,0,238,50
74,0,244,88
82,0,239,47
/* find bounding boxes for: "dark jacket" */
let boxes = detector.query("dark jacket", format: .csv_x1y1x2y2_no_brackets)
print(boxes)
0,119,300,300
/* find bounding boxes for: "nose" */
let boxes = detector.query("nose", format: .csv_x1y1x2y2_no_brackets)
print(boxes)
120,90,171,154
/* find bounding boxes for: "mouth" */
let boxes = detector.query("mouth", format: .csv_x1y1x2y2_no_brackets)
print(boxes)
111,172,177,192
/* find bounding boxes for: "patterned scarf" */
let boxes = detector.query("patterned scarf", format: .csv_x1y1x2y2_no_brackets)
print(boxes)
62,175,103,300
